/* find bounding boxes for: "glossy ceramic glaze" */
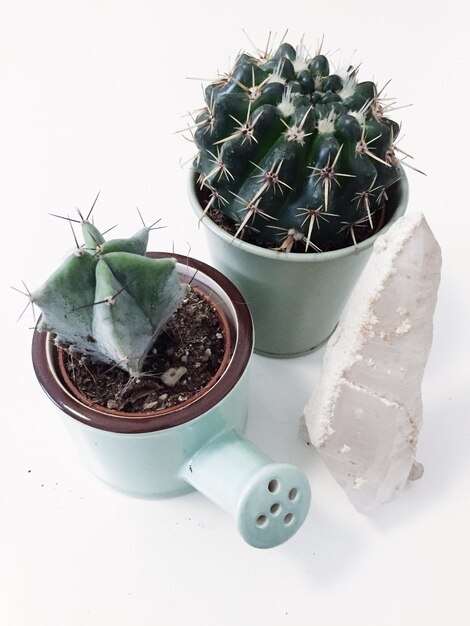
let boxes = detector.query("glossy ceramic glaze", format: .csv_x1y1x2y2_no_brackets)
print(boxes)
32,254,311,548
188,172,409,357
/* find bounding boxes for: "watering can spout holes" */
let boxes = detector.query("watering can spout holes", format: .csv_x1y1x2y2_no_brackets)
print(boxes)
180,430,311,549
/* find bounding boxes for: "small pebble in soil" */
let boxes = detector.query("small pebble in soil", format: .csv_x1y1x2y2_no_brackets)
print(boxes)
161,366,187,387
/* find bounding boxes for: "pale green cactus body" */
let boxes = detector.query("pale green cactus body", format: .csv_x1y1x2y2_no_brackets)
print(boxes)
82,221,106,249
33,252,97,348
32,219,188,376
92,253,184,374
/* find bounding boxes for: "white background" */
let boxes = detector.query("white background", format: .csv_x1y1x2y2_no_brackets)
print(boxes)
1,1,469,625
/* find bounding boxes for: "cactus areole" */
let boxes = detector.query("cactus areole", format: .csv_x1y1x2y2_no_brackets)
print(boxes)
191,40,412,253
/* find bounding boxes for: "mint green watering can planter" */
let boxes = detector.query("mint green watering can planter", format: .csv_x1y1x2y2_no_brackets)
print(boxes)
32,254,311,549
188,171,409,358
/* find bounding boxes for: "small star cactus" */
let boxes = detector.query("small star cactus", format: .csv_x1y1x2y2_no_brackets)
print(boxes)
190,36,419,252
26,208,188,376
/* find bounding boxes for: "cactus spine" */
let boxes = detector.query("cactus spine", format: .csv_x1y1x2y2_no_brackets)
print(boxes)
191,39,414,252
31,214,188,376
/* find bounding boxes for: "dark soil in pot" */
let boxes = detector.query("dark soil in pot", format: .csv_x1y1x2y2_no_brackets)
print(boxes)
60,288,229,413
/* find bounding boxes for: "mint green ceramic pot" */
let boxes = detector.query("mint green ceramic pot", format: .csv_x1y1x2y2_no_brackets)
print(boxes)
188,171,408,357
32,254,311,549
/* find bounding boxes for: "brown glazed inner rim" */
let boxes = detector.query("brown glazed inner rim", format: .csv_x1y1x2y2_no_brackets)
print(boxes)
32,253,253,434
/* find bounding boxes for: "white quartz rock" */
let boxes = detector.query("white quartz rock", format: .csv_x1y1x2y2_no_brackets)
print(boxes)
303,212,441,513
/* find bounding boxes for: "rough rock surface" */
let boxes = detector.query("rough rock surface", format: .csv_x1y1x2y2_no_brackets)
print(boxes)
303,212,442,513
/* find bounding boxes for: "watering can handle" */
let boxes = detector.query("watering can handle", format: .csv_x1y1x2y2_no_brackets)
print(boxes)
180,430,311,549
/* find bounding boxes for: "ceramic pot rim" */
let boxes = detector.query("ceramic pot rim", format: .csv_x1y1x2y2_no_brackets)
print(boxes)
188,167,409,263
32,253,253,434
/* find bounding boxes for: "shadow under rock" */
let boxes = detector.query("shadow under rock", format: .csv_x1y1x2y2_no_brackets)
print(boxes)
284,273,468,532
369,379,469,530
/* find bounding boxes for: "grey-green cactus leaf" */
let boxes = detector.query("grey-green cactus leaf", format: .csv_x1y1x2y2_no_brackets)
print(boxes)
32,251,98,352
82,221,105,250
100,227,149,256
92,253,187,375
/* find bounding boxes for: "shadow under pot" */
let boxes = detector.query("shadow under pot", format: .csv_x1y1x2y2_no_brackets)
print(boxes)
32,253,311,549
188,168,409,358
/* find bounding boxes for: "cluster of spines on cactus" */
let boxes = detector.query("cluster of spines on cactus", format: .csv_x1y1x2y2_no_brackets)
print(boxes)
190,37,418,253
27,205,188,377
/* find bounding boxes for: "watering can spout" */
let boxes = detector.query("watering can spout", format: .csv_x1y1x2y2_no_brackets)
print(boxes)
181,430,311,549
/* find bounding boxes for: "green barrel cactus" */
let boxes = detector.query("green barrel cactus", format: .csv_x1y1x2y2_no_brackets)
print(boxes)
191,39,414,252
30,214,188,376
